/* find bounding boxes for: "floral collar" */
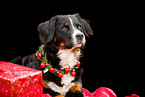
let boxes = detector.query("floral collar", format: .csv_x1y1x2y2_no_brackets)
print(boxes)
36,44,80,78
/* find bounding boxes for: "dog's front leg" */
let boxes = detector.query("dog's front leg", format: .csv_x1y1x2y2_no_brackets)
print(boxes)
43,80,64,97
65,82,84,97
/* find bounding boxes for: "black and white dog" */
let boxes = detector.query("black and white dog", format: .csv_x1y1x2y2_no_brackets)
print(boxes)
11,13,93,97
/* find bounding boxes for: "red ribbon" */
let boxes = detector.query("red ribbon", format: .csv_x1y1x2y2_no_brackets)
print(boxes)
125,94,139,97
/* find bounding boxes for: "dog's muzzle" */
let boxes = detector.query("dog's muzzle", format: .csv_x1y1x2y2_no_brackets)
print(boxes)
75,33,84,44
72,30,86,46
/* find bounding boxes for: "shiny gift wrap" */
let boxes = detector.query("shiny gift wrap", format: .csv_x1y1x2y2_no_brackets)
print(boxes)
0,61,43,97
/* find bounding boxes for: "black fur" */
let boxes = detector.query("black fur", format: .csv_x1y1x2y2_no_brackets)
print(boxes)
11,13,93,97
66,91,84,97
38,16,58,43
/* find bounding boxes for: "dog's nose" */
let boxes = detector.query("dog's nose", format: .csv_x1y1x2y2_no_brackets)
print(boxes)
75,33,84,40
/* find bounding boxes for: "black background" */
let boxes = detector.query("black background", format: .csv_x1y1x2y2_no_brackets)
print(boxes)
0,2,144,97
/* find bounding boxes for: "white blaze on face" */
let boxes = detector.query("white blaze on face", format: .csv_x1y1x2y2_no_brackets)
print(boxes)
68,17,86,46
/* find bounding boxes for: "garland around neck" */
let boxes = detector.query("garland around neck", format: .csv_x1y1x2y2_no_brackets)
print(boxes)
36,44,81,78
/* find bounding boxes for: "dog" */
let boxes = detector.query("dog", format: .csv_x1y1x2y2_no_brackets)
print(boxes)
11,13,93,97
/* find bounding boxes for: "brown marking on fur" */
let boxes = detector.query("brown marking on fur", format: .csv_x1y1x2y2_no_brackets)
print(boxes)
65,23,68,26
59,42,65,49
55,94,64,97
69,82,82,92
60,42,64,47
42,80,49,89
54,37,56,42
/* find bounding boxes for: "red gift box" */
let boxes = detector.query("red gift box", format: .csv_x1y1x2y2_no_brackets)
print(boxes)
0,61,43,97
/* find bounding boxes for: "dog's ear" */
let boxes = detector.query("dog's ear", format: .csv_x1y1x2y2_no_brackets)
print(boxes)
38,16,57,43
75,13,93,38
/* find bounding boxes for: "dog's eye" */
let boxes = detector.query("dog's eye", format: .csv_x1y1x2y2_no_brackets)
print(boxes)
62,27,67,31
76,23,81,29
77,25,81,29
62,25,69,31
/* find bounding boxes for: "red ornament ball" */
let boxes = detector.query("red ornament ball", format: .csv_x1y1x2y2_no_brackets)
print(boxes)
49,68,55,73
58,72,63,78
40,63,46,68
70,70,76,76
64,68,70,73
76,62,80,67
38,53,42,58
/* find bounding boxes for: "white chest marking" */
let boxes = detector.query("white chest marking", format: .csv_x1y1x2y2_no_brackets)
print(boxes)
48,73,75,96
47,50,81,96
57,50,81,69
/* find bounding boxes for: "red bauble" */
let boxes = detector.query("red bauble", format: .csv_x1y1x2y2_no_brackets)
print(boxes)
58,72,63,78
38,53,42,58
49,68,55,73
64,68,70,73
70,70,76,76
76,62,80,67
40,63,46,68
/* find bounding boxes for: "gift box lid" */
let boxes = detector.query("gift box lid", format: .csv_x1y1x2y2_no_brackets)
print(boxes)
0,61,42,82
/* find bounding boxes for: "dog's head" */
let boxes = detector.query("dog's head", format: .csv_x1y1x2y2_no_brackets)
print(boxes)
38,13,93,50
